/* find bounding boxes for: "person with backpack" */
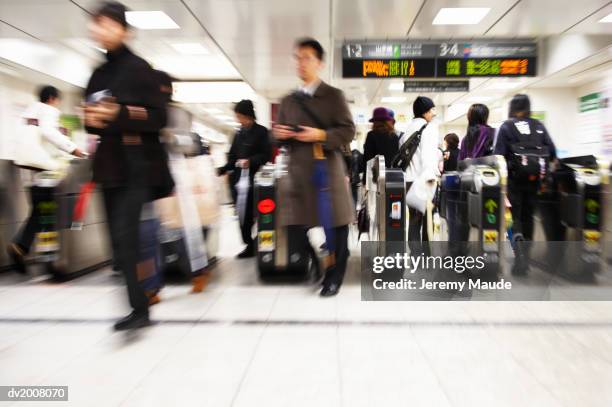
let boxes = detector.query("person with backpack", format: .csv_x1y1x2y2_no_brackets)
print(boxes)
494,94,556,275
399,96,440,244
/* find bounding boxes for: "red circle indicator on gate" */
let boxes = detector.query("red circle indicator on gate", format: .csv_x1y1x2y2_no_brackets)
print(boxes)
258,199,276,214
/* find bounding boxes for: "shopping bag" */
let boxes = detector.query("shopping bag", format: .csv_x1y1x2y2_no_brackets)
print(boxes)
236,168,250,226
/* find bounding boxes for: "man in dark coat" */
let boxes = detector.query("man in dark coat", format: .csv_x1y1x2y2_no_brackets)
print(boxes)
218,100,272,258
274,38,355,297
84,2,174,331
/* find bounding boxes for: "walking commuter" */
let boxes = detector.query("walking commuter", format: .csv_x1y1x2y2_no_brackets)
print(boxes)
494,94,556,274
84,1,174,331
273,38,355,297
442,133,460,172
362,107,400,183
448,104,496,245
218,99,272,258
459,104,495,161
402,96,440,244
7,86,86,274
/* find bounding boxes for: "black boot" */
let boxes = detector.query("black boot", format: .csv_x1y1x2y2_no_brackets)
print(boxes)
114,311,151,331
7,244,27,275
511,235,529,276
237,244,255,259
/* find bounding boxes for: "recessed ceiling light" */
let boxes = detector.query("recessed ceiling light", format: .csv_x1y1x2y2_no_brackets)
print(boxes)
599,12,612,23
381,96,407,104
171,42,209,55
432,8,490,25
126,11,179,30
388,82,404,91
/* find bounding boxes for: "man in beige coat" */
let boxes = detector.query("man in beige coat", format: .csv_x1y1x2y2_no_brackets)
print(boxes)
274,38,355,297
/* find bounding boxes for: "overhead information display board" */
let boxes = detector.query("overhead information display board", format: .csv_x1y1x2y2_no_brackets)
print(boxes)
342,41,537,79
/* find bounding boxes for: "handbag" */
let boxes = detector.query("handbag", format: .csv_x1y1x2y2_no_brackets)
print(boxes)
406,178,436,214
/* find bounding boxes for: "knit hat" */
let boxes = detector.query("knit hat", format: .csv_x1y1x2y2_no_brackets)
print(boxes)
94,1,129,27
369,107,393,122
413,96,435,118
234,99,256,120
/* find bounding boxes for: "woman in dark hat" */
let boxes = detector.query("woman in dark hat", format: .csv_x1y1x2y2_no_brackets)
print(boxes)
217,99,272,258
361,107,401,183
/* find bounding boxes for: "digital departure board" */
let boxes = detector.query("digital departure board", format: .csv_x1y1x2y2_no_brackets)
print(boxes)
342,41,537,79
437,57,536,77
342,58,436,78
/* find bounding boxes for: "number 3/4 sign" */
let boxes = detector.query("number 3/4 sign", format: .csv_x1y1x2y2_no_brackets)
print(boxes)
440,43,459,57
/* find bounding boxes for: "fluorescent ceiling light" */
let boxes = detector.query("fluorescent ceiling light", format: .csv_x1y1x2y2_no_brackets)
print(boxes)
599,12,612,23
388,82,404,91
381,96,407,104
171,42,209,55
126,11,179,30
219,115,235,122
432,8,490,25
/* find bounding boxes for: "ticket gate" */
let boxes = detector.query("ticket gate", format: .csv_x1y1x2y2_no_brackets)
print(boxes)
532,155,605,281
441,155,507,275
253,163,319,281
365,156,406,242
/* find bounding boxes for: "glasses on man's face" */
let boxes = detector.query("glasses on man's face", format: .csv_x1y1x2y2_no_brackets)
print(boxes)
293,54,317,64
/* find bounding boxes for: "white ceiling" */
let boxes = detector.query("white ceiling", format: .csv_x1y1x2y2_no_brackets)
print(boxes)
0,0,611,113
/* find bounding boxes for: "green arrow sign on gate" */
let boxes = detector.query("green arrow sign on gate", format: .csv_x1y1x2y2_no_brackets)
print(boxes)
585,199,599,213
484,199,498,214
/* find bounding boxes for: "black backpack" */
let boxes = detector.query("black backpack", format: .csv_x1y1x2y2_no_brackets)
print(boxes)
507,119,551,182
391,124,427,171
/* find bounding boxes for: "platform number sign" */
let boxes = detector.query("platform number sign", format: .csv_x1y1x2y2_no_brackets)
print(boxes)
439,43,459,57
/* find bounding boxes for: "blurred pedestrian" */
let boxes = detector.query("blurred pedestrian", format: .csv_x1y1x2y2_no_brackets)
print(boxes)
8,86,86,274
84,1,174,331
273,38,355,297
218,99,272,258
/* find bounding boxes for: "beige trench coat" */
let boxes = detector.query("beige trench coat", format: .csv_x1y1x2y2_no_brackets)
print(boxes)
277,81,356,228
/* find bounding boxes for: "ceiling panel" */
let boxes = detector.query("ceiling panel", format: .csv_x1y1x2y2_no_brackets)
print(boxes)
407,0,519,38
183,0,332,99
485,0,612,37
566,2,612,35
0,0,88,39
73,0,208,38
334,0,422,38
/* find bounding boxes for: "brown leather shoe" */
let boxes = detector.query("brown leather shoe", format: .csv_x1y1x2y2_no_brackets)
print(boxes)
191,272,211,294
148,294,161,306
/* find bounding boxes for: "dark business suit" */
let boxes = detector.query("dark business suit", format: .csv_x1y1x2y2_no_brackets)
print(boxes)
85,46,173,316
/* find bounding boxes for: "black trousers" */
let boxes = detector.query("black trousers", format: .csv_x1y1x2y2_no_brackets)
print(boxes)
103,186,151,316
231,184,254,247
321,225,350,286
507,181,538,240
14,185,55,253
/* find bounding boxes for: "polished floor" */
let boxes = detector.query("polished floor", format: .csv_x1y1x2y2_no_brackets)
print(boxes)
1,212,612,406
